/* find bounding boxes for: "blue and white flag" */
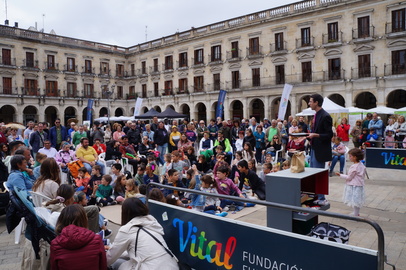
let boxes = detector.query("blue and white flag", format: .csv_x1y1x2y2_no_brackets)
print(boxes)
133,98,144,117
86,99,94,121
216,90,226,119
278,84,292,120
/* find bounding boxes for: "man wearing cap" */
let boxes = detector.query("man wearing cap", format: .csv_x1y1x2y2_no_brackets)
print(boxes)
196,120,208,144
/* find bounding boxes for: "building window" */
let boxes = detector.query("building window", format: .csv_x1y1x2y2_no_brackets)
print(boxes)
179,78,188,93
129,86,136,99
275,33,284,51
211,45,221,62
116,64,124,77
231,41,239,58
2,77,12,94
327,22,339,42
142,84,147,98
213,74,220,90
24,79,37,95
194,76,204,92
141,61,147,74
101,62,109,75
130,64,135,76
26,52,35,67
252,68,260,87
164,80,173,95
357,16,370,38
232,71,240,89
153,59,159,72
392,8,406,32
358,54,371,78
392,49,406,75
301,27,311,46
328,58,341,80
194,49,204,65
275,65,285,84
2,49,11,65
85,60,92,73
84,84,94,98
47,55,55,69
302,62,312,82
117,86,123,99
67,57,75,71
249,37,260,55
165,56,173,70
67,82,76,97
179,52,188,68
46,80,58,96
154,82,159,97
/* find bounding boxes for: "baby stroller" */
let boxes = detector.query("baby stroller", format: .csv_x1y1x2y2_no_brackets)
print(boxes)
6,187,56,259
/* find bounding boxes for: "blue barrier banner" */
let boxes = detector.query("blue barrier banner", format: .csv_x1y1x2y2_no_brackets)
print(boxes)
148,201,377,270
86,99,94,122
216,90,226,119
366,148,406,170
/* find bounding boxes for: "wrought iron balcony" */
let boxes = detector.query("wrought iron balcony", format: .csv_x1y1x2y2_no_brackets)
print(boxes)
246,46,264,58
175,87,189,94
82,66,95,74
127,93,137,100
22,59,39,70
177,60,188,70
0,57,16,67
162,63,174,72
351,66,376,79
352,26,375,40
150,66,160,74
44,62,59,72
385,22,406,38
384,64,406,76
270,42,288,54
0,86,16,95
226,49,242,62
99,68,110,76
191,57,205,67
321,31,343,46
22,87,40,96
63,64,78,73
295,37,315,50
163,89,174,96
208,54,222,65
325,69,345,81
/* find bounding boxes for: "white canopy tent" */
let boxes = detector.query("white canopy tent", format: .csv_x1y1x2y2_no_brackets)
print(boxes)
296,97,349,116
365,106,396,115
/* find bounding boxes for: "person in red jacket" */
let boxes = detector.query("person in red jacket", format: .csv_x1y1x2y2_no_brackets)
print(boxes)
50,204,107,270
336,117,350,146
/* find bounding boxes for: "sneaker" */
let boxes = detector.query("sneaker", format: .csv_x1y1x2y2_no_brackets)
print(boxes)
315,200,329,206
98,203,104,208
103,219,108,227
229,205,236,212
104,229,112,238
245,203,256,207
236,206,244,211
215,212,228,217
329,171,334,177
110,201,117,206
223,206,230,212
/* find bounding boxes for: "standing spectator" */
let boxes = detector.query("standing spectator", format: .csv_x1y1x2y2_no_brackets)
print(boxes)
127,122,141,149
385,118,396,134
169,126,181,152
151,116,159,132
207,119,218,141
76,137,105,174
49,118,68,150
368,113,384,147
265,120,280,146
219,121,231,142
153,121,169,165
7,128,24,143
142,124,155,143
288,119,299,138
72,125,87,147
38,139,58,158
29,122,48,157
307,94,333,205
196,120,208,144
23,121,35,147
243,128,256,150
394,116,406,148
350,120,362,148
362,113,373,129
278,121,289,151
104,124,112,143
336,117,350,147
230,120,242,146
253,126,265,164
90,122,105,144
67,122,77,142
113,124,125,141
185,124,197,147
298,116,309,133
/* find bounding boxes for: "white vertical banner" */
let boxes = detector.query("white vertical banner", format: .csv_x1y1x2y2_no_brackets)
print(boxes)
133,98,144,117
278,83,293,120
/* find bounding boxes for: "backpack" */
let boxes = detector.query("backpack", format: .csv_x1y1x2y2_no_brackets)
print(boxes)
67,160,84,178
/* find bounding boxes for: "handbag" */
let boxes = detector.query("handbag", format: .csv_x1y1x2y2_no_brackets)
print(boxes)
135,226,191,270
309,222,351,244
290,151,305,173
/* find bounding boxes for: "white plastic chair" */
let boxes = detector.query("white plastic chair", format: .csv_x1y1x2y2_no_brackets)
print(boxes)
98,152,110,175
343,146,350,174
29,191,52,208
121,157,134,175
3,182,26,244
59,165,68,184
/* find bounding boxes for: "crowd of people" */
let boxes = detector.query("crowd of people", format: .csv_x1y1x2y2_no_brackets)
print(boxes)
1,94,405,269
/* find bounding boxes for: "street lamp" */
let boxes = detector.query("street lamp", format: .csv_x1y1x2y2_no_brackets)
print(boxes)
103,84,115,127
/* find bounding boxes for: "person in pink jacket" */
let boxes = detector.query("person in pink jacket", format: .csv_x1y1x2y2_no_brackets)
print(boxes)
50,204,107,270
336,148,366,216
336,118,350,146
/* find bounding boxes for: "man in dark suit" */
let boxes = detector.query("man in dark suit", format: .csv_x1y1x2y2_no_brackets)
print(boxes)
49,118,68,150
307,94,333,203
29,122,48,158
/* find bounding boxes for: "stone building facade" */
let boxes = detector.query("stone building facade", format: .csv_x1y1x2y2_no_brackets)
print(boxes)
0,0,405,125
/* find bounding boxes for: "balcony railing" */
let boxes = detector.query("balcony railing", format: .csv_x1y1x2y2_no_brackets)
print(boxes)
352,26,375,40
65,89,77,98
83,91,95,98
177,61,188,69
208,54,222,64
150,66,160,74
22,87,40,96
351,66,376,79
191,57,205,67
22,59,39,69
270,42,288,54
127,93,137,100
206,82,223,91
326,69,345,81
99,68,110,76
163,89,174,96
322,31,343,45
162,63,174,72
246,46,264,58
296,37,315,49
385,22,406,37
175,87,189,94
45,88,60,97
226,50,242,61
63,64,78,73
193,84,205,93
116,69,125,77
138,68,148,77
44,62,59,71
0,87,15,95
384,64,406,76
0,57,16,66
82,66,95,74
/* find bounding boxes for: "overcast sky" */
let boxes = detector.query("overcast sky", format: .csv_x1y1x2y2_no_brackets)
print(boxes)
3,0,297,47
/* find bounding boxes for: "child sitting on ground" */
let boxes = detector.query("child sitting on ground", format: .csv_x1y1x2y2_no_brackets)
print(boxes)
125,178,145,202
171,150,189,180
259,163,273,182
75,167,91,193
163,169,185,197
96,175,116,207
113,175,126,203
146,154,159,176
143,164,160,186
196,154,210,174
87,165,103,197
248,159,257,174
236,160,265,200
134,165,146,186
281,160,290,170
109,163,123,186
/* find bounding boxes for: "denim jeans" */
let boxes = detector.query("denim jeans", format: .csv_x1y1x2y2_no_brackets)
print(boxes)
156,143,167,165
310,149,326,201
83,160,106,175
330,154,345,173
